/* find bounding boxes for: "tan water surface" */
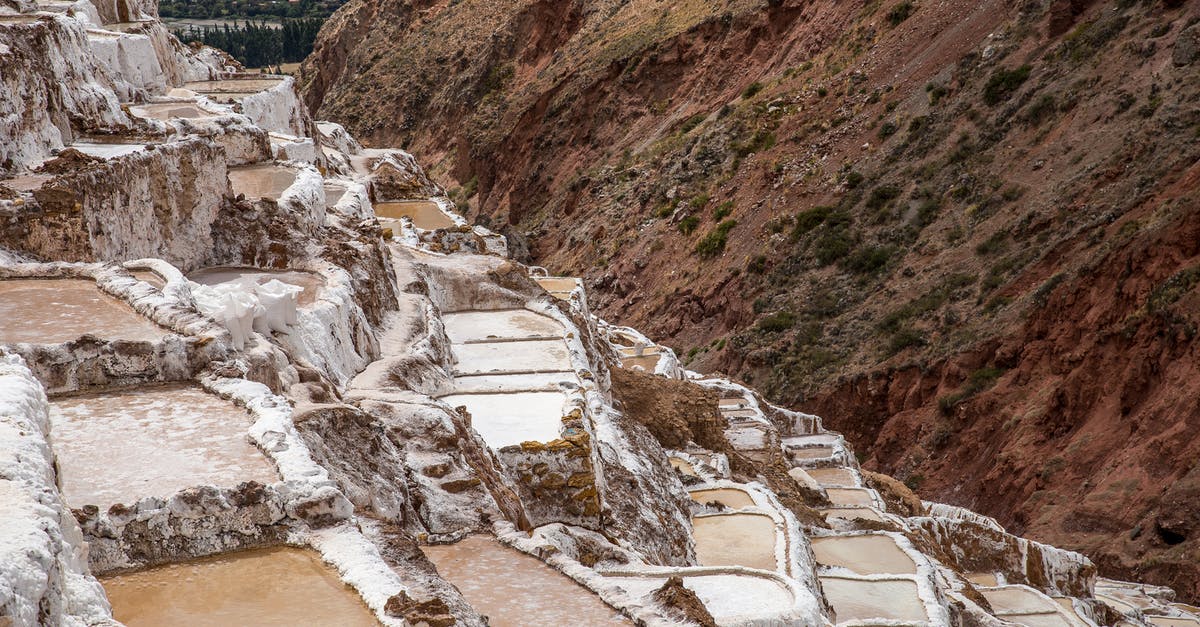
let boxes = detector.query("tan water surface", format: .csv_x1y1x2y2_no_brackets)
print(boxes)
689,488,755,509
811,535,917,575
819,577,928,623
49,385,278,507
228,164,297,201
693,513,778,571
101,547,378,626
806,467,857,487
422,535,628,627
0,279,165,344
375,201,456,230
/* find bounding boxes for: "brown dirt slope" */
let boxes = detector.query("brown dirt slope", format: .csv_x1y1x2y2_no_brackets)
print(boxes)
303,0,1200,599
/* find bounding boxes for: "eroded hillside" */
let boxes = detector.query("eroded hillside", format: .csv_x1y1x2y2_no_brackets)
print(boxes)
302,0,1200,600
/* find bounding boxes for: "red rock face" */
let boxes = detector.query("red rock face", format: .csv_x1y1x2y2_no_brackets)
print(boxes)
304,0,1200,599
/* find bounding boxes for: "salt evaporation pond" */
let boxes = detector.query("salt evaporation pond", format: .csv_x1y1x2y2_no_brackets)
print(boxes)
0,279,166,345
980,586,1062,613
49,385,278,507
620,354,661,371
422,535,628,626
819,507,885,522
439,392,566,448
670,458,699,477
689,488,755,509
375,200,456,230
693,513,778,571
451,339,572,374
129,269,166,290
826,488,876,507
606,573,793,623
450,372,576,394
101,547,378,626
806,467,857,487
228,163,297,201
1001,614,1075,627
129,102,221,121
533,277,579,293
1151,618,1200,627
811,535,917,575
189,266,323,306
442,309,562,343
967,572,1000,586
819,577,928,622
790,446,834,460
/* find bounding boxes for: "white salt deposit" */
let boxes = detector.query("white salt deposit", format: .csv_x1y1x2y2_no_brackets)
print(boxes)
439,392,567,447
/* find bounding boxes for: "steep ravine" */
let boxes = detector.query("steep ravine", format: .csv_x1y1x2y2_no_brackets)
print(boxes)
302,0,1200,599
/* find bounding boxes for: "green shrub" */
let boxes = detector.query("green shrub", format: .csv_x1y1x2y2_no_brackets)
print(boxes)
843,245,895,274
790,205,834,240
926,83,948,106
747,254,768,274
678,215,700,235
887,327,926,355
983,65,1031,106
694,219,738,258
461,175,478,199
679,113,706,134
689,193,710,209
742,82,764,99
713,200,734,221
814,228,854,266
974,231,1008,256
844,171,865,189
1021,94,1057,126
655,200,676,218
865,184,901,211
879,121,898,138
733,130,776,157
887,1,914,26
758,311,796,333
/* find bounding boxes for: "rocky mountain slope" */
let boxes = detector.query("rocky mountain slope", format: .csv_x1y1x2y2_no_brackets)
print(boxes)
300,0,1200,600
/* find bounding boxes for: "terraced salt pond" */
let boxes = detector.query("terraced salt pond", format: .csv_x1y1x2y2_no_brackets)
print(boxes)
980,586,1064,614
604,573,793,624
819,577,928,623
450,340,572,374
0,279,166,344
789,446,834,460
620,354,661,371
129,102,221,122
439,392,567,448
811,535,917,575
101,547,377,626
806,467,857,486
689,488,755,509
693,513,778,571
189,266,323,306
532,277,580,293
375,200,456,230
48,385,278,507
228,163,297,201
441,309,562,343
670,458,698,477
819,507,885,522
422,535,627,626
825,488,876,507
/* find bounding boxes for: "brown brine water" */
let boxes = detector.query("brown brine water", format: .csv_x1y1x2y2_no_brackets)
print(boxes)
422,535,628,626
101,547,379,626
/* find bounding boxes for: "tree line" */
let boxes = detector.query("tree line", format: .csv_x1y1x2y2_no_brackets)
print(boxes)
160,0,340,20
173,18,322,68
